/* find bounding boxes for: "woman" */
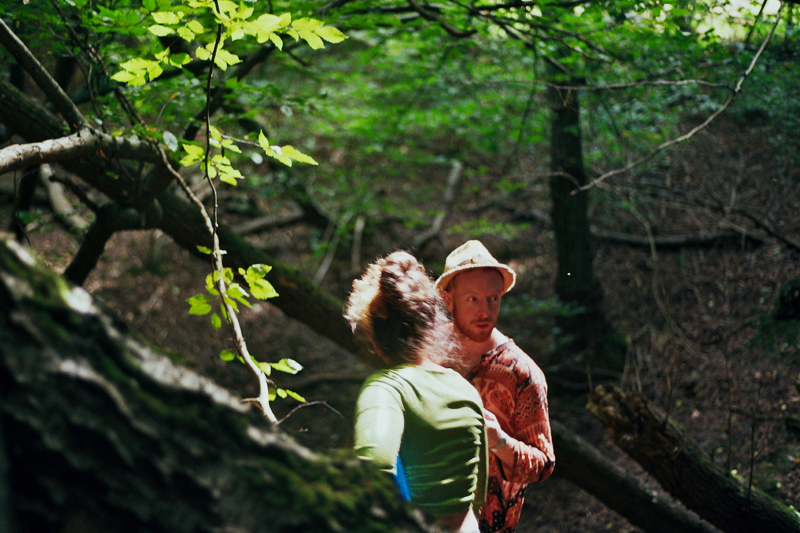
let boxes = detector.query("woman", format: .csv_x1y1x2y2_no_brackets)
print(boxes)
345,251,487,533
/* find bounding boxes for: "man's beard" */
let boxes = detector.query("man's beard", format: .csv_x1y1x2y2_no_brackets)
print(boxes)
453,309,493,343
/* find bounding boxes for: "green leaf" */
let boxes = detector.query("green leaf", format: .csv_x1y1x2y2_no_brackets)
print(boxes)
227,283,252,308
187,19,205,35
211,312,222,330
187,294,213,315
180,143,205,166
249,12,291,43
292,17,325,49
258,131,292,166
168,52,192,67
280,145,318,165
285,389,306,403
151,11,182,24
256,361,272,375
276,388,288,399
220,349,236,361
148,24,175,37
111,58,163,86
249,278,278,300
271,358,303,374
315,25,347,44
177,26,195,41
247,264,272,278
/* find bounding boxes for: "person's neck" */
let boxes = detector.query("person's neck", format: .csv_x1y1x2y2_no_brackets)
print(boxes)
455,328,507,375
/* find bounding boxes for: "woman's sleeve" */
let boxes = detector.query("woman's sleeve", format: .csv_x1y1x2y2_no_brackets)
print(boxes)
353,380,405,473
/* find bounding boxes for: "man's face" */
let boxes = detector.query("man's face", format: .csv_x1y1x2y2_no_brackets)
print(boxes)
443,268,504,343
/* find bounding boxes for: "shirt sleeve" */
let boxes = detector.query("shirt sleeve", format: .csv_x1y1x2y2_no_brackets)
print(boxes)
353,378,405,473
503,364,555,484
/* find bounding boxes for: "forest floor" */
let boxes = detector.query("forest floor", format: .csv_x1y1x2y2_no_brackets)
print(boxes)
6,117,800,532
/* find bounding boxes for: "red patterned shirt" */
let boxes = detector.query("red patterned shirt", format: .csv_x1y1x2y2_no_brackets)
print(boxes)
466,339,555,533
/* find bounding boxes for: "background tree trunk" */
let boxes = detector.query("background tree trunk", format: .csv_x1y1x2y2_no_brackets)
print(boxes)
0,235,436,533
548,78,625,389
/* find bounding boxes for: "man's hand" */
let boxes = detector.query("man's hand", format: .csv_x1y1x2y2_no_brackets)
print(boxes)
485,410,507,451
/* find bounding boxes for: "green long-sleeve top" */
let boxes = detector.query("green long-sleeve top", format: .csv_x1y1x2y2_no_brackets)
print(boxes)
354,365,488,517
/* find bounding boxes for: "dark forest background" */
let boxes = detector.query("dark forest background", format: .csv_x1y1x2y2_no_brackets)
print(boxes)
2,0,800,531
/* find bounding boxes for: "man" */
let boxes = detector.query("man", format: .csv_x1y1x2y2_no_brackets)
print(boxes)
436,240,555,533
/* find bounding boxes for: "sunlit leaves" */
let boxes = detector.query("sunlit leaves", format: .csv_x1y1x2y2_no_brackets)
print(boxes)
110,0,348,86
257,131,318,167
271,388,306,403
240,264,279,300
215,351,307,403
194,41,242,70
180,143,205,166
110,58,163,86
271,358,303,374
187,293,214,315
290,17,347,50
209,154,244,185
247,13,292,48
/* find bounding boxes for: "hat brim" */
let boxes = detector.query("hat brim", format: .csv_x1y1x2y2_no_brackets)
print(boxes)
435,264,516,295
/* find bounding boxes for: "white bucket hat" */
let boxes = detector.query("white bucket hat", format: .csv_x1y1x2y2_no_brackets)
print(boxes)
435,240,516,294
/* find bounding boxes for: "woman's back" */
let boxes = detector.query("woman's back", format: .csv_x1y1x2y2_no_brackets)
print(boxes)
354,365,487,517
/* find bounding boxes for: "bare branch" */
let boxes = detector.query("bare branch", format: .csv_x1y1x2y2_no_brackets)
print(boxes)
547,79,731,92
0,128,162,176
578,2,784,193
412,160,464,250
0,16,86,130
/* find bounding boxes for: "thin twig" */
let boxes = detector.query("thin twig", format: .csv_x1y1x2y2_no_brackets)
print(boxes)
578,3,785,193
277,400,344,425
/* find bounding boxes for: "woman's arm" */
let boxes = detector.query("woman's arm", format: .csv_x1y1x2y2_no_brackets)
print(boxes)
353,380,405,472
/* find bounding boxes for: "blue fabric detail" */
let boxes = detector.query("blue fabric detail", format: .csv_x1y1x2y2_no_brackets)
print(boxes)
393,455,412,501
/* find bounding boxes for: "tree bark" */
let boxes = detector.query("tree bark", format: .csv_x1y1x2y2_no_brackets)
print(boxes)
548,78,625,384
0,235,438,533
551,420,720,533
587,385,800,533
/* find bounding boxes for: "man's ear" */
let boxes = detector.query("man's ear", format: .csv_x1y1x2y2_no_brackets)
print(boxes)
441,290,454,313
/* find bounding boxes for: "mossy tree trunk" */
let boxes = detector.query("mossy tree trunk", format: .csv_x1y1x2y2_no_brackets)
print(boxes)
588,385,800,533
0,236,436,533
551,420,720,533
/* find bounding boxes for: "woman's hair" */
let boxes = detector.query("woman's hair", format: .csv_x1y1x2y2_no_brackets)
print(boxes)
345,251,456,366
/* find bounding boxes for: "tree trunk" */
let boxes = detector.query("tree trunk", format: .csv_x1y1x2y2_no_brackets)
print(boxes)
551,420,720,533
0,235,437,533
0,78,369,361
587,385,800,533
548,79,625,387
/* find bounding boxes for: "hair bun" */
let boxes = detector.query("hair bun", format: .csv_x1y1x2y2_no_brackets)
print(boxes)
345,249,456,366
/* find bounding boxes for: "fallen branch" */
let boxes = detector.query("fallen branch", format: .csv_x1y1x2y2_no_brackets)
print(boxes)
551,420,720,533
412,160,463,250
587,385,800,533
232,210,307,235
39,164,89,232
